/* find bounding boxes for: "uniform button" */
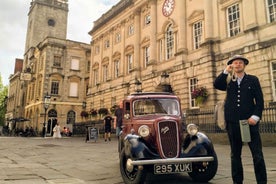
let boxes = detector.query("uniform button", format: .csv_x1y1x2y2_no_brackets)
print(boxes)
237,104,240,107
237,99,240,102
238,90,240,93
238,95,240,97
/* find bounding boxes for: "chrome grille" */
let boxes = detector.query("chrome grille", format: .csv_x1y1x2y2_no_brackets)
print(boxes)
157,121,179,158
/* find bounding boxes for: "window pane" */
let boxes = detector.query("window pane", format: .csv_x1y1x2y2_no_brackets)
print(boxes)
69,82,78,97
227,4,240,37
71,58,79,70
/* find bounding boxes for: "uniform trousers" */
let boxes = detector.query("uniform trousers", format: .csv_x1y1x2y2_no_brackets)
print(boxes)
226,122,267,184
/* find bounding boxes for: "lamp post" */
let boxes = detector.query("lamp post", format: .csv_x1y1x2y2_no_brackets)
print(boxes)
43,93,51,138
134,79,142,93
161,72,173,93
82,101,87,109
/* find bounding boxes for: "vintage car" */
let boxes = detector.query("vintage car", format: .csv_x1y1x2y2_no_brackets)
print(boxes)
118,92,218,184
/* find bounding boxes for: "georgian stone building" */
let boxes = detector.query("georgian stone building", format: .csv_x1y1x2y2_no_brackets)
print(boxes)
87,0,276,111
6,0,90,135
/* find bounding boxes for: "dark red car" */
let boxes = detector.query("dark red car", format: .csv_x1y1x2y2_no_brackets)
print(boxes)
119,92,218,184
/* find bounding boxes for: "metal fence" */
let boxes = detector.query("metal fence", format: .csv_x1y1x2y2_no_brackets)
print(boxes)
72,103,276,136
185,102,276,134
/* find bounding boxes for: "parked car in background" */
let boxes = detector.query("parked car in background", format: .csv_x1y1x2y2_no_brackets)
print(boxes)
118,92,218,184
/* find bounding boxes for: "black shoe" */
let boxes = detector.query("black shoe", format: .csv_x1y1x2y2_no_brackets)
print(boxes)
105,139,107,142
108,138,111,141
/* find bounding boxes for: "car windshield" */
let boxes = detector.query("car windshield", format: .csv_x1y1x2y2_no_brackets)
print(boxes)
133,98,180,116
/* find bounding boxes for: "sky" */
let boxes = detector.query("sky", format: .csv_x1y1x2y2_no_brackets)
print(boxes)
0,0,120,86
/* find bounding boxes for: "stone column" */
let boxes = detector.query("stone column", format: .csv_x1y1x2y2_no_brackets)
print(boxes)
149,0,157,63
134,9,141,70
204,0,214,40
176,0,186,51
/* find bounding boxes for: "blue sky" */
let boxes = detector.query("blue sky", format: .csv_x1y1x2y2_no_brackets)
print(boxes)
0,0,120,86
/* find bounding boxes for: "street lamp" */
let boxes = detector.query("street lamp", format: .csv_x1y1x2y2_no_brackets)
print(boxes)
134,79,142,93
161,72,173,93
82,101,87,109
43,93,51,138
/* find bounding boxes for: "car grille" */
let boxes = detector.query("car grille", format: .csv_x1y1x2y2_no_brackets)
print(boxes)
157,121,179,158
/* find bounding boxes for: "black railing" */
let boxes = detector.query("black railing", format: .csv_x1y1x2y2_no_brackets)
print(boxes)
185,103,276,133
72,103,276,136
72,120,116,136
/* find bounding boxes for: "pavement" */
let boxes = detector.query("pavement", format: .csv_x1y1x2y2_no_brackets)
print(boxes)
0,135,275,184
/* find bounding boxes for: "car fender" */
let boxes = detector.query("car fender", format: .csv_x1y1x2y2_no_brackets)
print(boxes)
182,132,216,157
123,134,159,159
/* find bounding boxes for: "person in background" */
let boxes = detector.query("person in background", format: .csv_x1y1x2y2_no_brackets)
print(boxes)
214,55,267,184
52,123,62,138
103,111,113,142
114,101,123,139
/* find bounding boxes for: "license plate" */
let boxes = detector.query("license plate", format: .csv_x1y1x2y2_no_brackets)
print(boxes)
154,163,192,174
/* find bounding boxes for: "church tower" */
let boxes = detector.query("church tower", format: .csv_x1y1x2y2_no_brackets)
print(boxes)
24,0,68,53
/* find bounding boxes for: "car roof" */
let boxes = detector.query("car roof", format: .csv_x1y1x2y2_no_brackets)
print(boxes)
125,92,178,100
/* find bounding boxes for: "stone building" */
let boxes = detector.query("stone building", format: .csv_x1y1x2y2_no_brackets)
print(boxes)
87,0,276,111
6,0,90,135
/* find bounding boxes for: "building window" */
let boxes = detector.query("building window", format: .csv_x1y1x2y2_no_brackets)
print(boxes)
144,46,150,67
104,40,110,49
51,81,59,95
159,40,163,61
69,82,78,97
127,54,133,73
193,21,202,49
114,59,120,78
40,55,44,70
103,64,108,82
166,24,174,60
271,61,276,100
71,58,79,70
189,78,198,107
267,0,276,23
53,56,61,67
67,110,75,124
87,60,90,72
227,4,240,37
111,97,116,106
115,32,121,43
94,69,99,86
145,14,151,25
128,24,134,36
95,45,100,54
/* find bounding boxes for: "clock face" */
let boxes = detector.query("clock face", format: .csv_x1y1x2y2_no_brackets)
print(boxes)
162,0,175,17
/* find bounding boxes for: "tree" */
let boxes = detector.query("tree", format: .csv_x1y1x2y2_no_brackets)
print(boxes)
0,74,8,126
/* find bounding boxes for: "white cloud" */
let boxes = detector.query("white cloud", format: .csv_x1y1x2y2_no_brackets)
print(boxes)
0,0,120,85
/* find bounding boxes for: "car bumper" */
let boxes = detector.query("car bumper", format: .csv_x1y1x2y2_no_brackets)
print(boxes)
129,156,214,166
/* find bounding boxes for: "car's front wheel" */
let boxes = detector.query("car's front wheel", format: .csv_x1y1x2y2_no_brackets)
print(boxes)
188,153,218,182
119,148,146,184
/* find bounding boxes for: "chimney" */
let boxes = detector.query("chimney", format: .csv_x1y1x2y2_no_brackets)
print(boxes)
14,58,23,74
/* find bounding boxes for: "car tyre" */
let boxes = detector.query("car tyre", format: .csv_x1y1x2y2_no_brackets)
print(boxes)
188,153,218,182
119,148,146,184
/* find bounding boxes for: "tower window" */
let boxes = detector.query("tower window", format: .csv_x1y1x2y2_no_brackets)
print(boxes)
48,19,56,27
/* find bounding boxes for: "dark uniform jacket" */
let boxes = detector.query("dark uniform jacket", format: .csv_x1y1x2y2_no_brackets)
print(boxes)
214,72,264,123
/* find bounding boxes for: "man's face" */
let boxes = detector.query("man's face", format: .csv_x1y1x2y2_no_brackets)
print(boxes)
231,59,246,73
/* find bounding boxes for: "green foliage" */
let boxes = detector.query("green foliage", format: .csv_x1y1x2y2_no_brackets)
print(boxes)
98,108,108,115
0,74,8,126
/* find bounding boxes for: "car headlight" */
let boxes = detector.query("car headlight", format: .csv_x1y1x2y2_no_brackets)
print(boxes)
138,125,150,137
187,123,198,136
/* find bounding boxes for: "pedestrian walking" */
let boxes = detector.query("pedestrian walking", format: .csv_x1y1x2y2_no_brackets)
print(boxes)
114,101,123,139
214,55,267,184
103,111,113,142
53,123,62,138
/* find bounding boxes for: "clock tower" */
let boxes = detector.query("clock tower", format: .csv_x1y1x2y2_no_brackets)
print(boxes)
24,0,69,53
